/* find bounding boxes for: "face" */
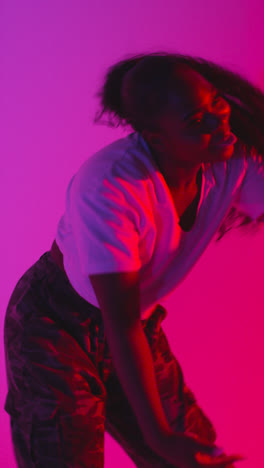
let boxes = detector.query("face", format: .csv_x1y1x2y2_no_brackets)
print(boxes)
142,67,236,172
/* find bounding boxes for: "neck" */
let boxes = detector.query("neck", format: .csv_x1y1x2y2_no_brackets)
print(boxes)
151,150,201,190
166,171,198,190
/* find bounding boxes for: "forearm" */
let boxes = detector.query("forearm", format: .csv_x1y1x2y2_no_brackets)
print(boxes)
105,318,173,447
89,271,173,447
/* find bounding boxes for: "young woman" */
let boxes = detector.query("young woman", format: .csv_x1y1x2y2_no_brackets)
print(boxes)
4,51,263,467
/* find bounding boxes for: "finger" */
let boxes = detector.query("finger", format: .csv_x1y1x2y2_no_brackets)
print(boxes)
195,452,247,466
195,441,225,456
185,432,223,455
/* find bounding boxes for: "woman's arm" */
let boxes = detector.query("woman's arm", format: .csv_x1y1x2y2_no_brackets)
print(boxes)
89,271,173,448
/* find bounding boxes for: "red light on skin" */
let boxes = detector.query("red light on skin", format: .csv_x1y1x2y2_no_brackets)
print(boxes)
211,132,237,148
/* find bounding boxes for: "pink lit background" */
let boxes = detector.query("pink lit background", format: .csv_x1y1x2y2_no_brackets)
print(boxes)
1,1,264,467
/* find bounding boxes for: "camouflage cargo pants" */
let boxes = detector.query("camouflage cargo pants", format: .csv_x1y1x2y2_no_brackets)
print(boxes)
4,251,217,467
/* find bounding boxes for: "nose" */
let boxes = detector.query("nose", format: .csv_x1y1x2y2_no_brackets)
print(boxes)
212,117,230,135
207,102,231,133
215,96,231,123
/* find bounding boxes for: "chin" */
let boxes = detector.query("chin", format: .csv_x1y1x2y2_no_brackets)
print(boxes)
211,144,235,160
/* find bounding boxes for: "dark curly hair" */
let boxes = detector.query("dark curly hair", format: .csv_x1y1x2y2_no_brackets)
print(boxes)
93,51,264,241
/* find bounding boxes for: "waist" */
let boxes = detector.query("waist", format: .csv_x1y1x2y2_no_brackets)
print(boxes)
49,240,162,323
50,239,66,274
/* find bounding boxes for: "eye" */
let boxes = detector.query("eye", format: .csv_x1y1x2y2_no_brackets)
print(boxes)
189,116,203,126
212,93,222,105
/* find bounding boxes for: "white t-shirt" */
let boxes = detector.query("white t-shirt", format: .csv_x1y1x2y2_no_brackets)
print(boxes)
55,132,264,320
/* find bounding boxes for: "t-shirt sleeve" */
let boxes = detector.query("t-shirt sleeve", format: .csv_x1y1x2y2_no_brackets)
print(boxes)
70,174,142,276
234,149,264,221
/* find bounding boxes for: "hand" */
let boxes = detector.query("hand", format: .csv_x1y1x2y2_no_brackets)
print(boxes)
153,431,246,468
195,450,246,467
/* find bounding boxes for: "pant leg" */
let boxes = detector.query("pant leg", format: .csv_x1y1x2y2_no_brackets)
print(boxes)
4,252,218,468
103,304,217,468
4,252,107,468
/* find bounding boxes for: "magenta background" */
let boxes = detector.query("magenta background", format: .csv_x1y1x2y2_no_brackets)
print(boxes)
1,1,264,467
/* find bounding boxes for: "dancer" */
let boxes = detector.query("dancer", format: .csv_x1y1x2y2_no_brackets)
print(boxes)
5,51,263,467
